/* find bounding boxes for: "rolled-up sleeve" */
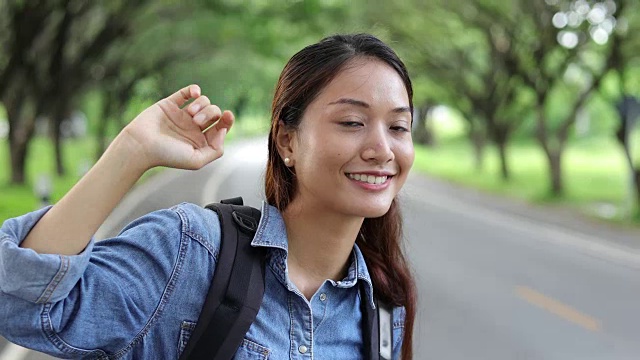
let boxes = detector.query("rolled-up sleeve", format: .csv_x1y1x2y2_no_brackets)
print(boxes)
0,204,198,358
0,206,94,304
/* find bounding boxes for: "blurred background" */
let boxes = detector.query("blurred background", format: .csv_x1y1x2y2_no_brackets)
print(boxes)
1,0,639,225
2,0,640,359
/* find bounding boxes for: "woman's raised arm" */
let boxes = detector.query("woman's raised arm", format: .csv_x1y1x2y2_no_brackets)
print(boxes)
20,85,234,255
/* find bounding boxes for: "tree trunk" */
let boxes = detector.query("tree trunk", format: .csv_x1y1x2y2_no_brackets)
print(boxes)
492,123,511,181
6,101,37,185
469,129,485,172
547,149,563,196
532,96,566,196
53,116,65,176
9,131,29,184
51,99,71,177
414,104,434,146
496,139,509,181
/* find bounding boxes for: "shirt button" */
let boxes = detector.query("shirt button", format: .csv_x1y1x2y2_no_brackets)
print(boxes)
319,293,327,301
298,345,308,354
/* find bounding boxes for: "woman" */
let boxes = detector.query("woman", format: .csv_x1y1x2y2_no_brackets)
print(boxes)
0,34,416,359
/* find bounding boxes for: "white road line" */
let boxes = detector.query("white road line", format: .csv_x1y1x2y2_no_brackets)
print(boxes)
0,343,30,360
404,181,640,269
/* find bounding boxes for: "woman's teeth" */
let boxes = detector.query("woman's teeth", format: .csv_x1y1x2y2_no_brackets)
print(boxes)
347,173,388,185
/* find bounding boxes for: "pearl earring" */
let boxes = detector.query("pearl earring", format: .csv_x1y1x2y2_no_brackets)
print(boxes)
284,157,291,166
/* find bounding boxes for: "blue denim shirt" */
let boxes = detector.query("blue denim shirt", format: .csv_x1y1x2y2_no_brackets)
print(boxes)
0,202,405,359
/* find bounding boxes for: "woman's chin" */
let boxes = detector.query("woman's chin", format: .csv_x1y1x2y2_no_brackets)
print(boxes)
354,203,393,219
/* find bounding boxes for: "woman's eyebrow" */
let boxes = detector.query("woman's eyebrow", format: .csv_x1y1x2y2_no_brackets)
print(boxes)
328,98,411,114
392,106,412,114
328,98,370,108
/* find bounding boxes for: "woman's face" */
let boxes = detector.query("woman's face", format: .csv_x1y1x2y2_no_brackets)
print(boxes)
287,58,414,218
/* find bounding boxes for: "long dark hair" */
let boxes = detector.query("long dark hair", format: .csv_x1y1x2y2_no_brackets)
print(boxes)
265,33,417,360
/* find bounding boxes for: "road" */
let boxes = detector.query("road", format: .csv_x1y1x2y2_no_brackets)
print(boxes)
2,138,640,359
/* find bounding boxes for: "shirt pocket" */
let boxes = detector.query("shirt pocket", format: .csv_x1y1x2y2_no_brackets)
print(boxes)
232,338,270,360
177,320,270,359
178,320,197,357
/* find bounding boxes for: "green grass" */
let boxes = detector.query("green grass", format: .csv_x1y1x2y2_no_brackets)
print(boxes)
0,136,95,222
413,136,637,224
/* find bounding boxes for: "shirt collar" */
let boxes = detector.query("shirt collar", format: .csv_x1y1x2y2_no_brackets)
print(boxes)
251,201,376,309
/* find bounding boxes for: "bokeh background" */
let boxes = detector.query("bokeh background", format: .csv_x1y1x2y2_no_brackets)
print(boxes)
1,0,639,224
4,1,640,359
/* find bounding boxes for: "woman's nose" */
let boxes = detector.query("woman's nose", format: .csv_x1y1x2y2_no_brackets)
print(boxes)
361,126,394,163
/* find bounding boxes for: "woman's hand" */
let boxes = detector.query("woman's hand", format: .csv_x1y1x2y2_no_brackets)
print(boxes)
119,84,234,171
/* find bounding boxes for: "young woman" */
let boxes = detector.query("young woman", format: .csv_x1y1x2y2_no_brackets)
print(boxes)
0,34,416,359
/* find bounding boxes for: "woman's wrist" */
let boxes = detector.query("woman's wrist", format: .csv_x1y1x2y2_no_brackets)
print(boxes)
108,129,155,176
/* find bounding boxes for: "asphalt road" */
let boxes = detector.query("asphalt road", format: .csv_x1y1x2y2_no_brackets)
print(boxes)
3,138,640,359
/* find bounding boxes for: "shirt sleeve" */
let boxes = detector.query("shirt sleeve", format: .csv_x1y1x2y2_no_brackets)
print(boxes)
0,204,202,358
0,205,95,304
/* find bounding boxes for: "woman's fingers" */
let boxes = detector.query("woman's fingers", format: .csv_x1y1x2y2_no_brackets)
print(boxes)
186,95,210,116
192,103,222,128
157,84,233,153
204,110,234,148
214,110,234,132
166,85,201,107
189,111,234,168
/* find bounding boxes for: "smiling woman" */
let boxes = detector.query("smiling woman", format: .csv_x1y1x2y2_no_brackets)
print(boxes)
267,35,417,359
0,34,416,360
275,59,414,219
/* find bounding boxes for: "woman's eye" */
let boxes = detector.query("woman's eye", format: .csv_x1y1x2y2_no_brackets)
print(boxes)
391,126,409,132
340,121,364,127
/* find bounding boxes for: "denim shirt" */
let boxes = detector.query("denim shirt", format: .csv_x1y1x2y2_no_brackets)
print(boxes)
0,202,405,359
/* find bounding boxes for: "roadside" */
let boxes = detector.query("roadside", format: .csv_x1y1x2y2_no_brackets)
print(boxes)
406,172,640,255
412,138,639,228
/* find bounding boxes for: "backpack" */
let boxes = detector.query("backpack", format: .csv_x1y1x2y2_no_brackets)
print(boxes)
178,197,394,360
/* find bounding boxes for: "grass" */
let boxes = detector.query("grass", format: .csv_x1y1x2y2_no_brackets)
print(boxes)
0,136,96,222
413,136,638,224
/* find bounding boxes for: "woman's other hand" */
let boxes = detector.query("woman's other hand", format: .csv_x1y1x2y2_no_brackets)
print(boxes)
120,84,235,171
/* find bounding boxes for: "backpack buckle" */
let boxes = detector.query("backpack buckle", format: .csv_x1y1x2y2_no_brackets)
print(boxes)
232,211,257,233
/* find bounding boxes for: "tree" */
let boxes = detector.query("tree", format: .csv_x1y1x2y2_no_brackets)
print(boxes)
480,0,616,195
607,0,640,213
0,0,227,181
367,0,527,179
0,0,54,184
0,0,156,183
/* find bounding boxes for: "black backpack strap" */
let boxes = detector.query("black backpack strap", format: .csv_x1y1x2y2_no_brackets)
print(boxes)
179,198,265,360
361,282,393,360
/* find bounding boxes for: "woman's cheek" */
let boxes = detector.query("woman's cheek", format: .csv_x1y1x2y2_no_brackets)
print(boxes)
397,140,415,168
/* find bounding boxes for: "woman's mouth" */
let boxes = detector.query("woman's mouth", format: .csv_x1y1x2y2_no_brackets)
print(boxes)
346,173,393,185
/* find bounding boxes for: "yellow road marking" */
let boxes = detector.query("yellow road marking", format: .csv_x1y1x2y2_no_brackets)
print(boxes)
515,286,601,332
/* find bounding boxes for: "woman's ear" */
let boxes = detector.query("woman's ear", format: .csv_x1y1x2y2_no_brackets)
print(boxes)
275,121,297,165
